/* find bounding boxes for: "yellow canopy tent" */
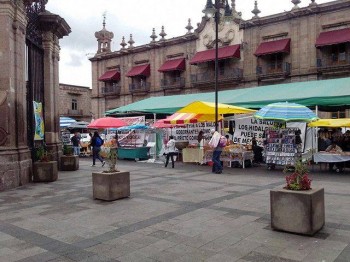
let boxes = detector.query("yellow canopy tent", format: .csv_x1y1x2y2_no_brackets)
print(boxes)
308,118,350,128
176,101,256,115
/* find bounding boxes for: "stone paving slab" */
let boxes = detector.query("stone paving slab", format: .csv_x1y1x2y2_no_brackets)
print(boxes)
0,159,349,261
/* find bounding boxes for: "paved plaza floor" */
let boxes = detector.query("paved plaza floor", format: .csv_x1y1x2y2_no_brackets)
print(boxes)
1,158,350,262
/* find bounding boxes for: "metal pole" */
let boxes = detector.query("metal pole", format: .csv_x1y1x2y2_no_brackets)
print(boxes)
214,0,219,132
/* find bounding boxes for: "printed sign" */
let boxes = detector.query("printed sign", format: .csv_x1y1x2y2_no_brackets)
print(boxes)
33,101,44,140
167,122,217,143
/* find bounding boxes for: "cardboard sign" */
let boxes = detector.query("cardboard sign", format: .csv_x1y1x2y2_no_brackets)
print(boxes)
233,117,275,146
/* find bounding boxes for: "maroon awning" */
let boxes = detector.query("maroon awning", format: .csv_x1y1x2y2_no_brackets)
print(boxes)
126,64,150,77
189,44,240,65
98,69,120,82
158,58,186,72
315,28,350,47
254,38,291,56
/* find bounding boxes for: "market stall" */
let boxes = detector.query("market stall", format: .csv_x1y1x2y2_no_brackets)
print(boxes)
308,118,350,171
254,102,318,169
163,101,256,164
115,124,151,161
203,144,254,168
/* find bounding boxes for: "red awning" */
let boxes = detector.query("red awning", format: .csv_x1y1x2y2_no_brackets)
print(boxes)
189,44,241,65
98,70,120,82
126,64,150,77
315,28,350,47
254,38,291,56
158,58,186,72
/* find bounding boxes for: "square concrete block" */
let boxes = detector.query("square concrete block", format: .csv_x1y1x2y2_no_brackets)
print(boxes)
33,161,58,182
270,188,325,235
92,171,130,201
60,156,79,171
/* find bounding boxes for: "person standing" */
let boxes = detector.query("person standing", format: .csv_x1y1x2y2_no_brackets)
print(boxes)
90,131,105,167
208,129,223,174
165,135,177,168
71,132,81,156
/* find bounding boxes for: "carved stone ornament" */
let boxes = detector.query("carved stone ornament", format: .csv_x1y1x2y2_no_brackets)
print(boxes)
223,29,235,44
203,34,213,48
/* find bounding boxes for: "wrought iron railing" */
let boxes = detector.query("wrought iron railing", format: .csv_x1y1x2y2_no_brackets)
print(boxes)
256,62,291,76
190,68,243,84
316,54,350,68
101,85,121,95
129,82,151,93
160,77,185,89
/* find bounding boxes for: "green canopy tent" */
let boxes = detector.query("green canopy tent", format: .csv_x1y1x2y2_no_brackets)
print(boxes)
106,77,350,115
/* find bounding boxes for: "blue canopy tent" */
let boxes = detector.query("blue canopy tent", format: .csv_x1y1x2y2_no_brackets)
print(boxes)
60,117,76,128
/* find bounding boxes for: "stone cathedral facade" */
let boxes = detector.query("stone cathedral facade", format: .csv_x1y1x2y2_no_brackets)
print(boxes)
0,0,70,191
90,0,350,119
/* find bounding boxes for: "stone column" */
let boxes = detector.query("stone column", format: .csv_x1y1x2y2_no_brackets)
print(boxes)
38,11,71,161
0,1,32,190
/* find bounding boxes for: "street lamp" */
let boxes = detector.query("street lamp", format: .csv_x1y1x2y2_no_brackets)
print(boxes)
203,0,233,131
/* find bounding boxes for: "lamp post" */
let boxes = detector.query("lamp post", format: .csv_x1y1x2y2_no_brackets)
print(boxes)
203,0,232,131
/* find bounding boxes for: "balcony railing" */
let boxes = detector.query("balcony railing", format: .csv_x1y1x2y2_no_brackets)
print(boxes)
101,84,121,95
160,77,185,89
67,109,83,116
129,82,151,94
190,68,243,85
256,62,291,79
317,54,350,71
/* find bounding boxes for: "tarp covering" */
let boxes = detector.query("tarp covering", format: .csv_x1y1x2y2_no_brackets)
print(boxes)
189,44,240,65
105,77,350,115
98,70,120,82
163,113,221,124
315,28,350,47
254,38,291,56
177,101,256,115
308,118,350,127
126,64,150,77
158,58,185,72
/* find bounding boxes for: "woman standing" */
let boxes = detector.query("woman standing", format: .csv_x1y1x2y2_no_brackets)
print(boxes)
165,135,177,168
90,131,105,167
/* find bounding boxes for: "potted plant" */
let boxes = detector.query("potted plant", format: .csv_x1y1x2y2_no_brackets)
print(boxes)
33,145,58,182
60,144,79,171
270,160,325,235
92,141,130,201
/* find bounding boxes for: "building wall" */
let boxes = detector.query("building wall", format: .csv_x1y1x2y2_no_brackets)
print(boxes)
91,0,350,119
58,84,92,122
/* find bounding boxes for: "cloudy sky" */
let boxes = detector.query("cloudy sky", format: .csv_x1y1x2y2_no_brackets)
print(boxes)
46,0,333,88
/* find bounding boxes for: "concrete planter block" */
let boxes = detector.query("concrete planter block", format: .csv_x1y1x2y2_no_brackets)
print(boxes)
92,171,130,201
33,161,58,182
270,188,325,235
60,155,79,171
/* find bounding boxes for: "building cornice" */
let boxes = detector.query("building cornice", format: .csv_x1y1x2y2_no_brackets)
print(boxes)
241,0,350,29
90,33,197,62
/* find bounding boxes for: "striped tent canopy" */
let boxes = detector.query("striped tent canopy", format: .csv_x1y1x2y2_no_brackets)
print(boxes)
254,102,318,122
60,117,76,128
163,113,222,124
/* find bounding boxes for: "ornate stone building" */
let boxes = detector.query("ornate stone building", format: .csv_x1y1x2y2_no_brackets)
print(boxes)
0,0,70,191
58,84,92,122
90,0,350,119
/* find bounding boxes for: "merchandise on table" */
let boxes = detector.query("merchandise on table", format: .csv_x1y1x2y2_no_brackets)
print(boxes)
264,128,301,167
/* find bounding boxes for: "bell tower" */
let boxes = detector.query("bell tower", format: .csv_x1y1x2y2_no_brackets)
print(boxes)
95,13,114,54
